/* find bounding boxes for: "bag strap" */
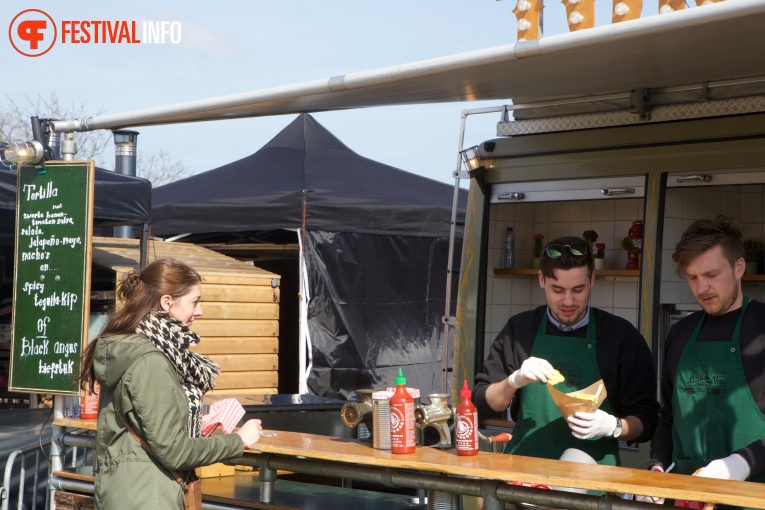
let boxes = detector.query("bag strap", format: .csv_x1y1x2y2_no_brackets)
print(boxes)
113,403,188,490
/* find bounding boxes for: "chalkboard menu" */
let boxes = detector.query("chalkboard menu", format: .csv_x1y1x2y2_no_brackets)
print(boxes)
9,162,94,395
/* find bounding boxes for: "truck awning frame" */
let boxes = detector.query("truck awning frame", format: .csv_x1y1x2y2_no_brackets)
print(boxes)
51,0,765,132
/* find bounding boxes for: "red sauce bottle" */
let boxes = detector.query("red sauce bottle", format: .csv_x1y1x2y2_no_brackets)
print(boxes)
80,381,100,419
455,380,479,456
389,368,415,454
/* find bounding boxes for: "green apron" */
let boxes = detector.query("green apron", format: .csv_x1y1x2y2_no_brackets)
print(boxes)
505,310,620,466
672,296,765,486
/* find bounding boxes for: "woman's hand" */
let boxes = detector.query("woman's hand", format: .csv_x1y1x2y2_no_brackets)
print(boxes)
235,419,263,449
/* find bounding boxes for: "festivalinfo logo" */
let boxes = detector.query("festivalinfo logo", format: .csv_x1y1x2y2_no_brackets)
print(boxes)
9,9,182,57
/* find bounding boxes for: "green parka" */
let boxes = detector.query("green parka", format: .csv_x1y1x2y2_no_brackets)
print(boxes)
93,334,244,509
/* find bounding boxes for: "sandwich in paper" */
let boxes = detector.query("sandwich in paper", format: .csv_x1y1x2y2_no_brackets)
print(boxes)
547,379,606,420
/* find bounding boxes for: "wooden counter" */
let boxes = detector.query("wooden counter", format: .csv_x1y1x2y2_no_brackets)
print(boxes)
53,420,765,509
54,417,96,430
246,430,765,509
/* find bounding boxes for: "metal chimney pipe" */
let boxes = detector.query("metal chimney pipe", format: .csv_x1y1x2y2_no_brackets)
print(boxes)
48,131,61,160
113,130,139,238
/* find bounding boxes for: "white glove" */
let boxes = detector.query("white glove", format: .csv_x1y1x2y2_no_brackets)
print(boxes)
697,453,751,481
634,465,665,504
634,495,665,504
567,410,617,439
508,357,554,389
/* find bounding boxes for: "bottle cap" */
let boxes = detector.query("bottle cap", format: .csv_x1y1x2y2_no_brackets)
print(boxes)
460,380,472,399
395,367,406,386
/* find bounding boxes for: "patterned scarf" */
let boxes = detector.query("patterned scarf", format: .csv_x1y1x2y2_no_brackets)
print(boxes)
136,311,219,437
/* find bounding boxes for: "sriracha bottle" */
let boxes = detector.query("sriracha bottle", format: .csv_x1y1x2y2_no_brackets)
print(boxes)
455,380,479,456
80,381,100,419
389,368,415,454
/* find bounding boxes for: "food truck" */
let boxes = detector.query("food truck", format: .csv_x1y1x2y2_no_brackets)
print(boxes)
450,101,765,468
447,0,765,471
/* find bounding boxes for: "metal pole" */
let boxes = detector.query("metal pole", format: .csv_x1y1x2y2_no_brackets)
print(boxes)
32,450,41,510
297,227,310,395
113,130,139,239
48,476,93,495
60,133,77,161
49,396,65,510
2,451,20,510
442,111,470,395
234,453,662,510
256,455,277,504
480,480,504,510
139,223,150,269
54,433,97,450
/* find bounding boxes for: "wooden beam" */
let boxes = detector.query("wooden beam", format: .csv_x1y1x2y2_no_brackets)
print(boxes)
207,354,279,372
207,388,278,396
191,320,279,337
191,337,279,354
215,371,278,390
202,274,279,286
203,285,280,303
199,303,279,320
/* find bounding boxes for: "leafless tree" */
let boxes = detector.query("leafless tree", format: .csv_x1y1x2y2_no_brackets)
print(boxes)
0,93,189,185
0,93,111,165
137,149,190,186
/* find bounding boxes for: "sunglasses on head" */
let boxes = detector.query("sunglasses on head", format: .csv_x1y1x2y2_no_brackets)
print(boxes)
545,242,589,258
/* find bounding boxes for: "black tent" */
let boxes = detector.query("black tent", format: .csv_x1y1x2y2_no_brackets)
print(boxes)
0,166,151,230
153,114,466,399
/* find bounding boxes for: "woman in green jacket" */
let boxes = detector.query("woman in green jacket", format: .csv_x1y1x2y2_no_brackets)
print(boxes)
80,259,262,509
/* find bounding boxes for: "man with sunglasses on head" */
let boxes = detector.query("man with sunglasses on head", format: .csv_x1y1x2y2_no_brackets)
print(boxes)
637,216,765,504
473,236,658,466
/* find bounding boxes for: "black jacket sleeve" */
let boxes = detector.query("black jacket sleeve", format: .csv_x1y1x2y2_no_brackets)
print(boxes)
472,308,540,421
592,309,659,444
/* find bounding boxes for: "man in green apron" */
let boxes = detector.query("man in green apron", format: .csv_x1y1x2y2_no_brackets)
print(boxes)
473,236,659,465
641,216,765,505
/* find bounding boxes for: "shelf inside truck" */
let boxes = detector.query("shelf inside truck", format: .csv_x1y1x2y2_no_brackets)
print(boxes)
494,268,639,277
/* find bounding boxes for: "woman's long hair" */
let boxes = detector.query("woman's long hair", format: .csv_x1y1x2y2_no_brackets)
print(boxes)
79,259,201,392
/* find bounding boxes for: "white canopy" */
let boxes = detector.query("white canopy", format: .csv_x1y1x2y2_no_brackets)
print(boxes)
51,0,765,132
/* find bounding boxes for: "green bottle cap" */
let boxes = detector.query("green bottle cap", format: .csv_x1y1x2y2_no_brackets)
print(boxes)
396,367,406,386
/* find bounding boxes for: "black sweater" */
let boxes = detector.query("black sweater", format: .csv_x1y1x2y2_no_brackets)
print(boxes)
650,299,765,476
473,306,659,444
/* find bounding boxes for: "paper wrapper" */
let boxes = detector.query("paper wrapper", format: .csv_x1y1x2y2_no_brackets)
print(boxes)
547,379,607,420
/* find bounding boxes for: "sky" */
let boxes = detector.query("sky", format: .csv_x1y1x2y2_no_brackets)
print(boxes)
3,0,662,186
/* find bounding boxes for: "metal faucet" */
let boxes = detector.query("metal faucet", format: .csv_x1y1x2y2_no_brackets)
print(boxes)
414,393,453,449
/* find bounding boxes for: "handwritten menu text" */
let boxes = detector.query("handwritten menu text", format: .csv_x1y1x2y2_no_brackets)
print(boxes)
10,164,93,394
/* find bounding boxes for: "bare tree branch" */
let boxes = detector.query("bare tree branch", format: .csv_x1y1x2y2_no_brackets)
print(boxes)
0,93,111,165
1,93,189,185
136,150,190,186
